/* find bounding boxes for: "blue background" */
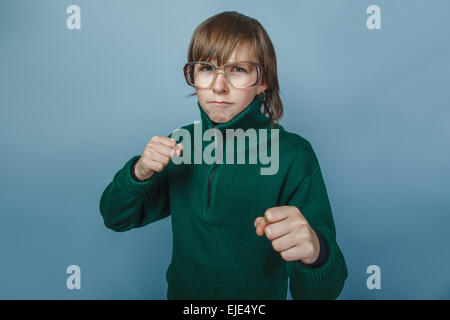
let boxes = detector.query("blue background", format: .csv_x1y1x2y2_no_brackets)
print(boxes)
1,0,449,299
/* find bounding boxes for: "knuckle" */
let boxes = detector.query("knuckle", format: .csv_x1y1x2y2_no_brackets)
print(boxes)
140,158,148,167
145,151,154,161
271,240,279,251
140,158,150,169
265,226,272,238
143,149,152,157
153,163,163,172
146,144,155,152
294,219,307,229
149,148,158,156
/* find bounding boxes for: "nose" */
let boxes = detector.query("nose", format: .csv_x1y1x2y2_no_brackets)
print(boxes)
212,72,229,94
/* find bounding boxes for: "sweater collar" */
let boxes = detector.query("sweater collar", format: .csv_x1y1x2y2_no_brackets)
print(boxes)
197,96,270,134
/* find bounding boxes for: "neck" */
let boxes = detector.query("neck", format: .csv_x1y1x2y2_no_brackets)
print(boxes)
197,96,270,134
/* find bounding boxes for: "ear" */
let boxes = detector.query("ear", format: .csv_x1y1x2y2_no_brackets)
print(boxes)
256,83,268,95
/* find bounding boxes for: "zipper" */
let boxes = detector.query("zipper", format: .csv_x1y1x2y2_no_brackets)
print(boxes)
207,125,219,211
207,164,218,211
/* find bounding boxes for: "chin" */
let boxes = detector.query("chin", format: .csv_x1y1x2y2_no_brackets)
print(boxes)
208,112,233,124
212,117,230,124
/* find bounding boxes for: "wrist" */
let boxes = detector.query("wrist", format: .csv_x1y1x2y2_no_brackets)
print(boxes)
133,159,154,181
298,229,328,268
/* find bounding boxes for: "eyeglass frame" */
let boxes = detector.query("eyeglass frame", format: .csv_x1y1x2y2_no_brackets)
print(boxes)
183,60,263,89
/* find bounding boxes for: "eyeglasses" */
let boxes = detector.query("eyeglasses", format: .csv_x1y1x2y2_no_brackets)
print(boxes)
183,61,263,89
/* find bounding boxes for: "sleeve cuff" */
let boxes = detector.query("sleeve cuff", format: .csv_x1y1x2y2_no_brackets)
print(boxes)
289,229,348,288
130,157,151,182
115,155,157,197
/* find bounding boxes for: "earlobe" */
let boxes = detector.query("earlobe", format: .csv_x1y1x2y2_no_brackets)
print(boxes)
258,87,267,95
257,83,268,95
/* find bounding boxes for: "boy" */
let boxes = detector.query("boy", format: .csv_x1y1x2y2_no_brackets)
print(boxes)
99,11,348,299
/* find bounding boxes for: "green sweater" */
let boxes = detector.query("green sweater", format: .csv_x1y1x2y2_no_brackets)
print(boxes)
99,96,348,300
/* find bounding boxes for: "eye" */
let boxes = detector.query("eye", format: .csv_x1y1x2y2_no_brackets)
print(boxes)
231,66,247,73
199,65,213,72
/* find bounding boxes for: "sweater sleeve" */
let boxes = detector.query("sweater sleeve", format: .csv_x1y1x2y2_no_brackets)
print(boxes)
99,153,171,232
283,143,348,300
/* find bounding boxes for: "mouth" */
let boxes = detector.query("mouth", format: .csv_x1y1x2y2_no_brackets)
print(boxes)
209,101,232,106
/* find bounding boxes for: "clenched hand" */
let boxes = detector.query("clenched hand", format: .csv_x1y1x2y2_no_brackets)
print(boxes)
254,205,320,264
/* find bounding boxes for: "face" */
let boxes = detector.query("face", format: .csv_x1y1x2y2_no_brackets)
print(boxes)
195,43,267,124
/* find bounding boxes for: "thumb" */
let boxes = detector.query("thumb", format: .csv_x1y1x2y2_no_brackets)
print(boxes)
171,143,184,158
254,217,269,236
175,143,184,156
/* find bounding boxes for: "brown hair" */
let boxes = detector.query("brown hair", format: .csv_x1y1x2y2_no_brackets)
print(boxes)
186,11,283,129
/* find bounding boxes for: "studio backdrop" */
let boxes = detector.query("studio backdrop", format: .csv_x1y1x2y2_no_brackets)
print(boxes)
0,0,449,299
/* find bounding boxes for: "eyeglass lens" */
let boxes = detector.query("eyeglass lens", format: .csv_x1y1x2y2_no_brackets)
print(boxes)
187,62,258,88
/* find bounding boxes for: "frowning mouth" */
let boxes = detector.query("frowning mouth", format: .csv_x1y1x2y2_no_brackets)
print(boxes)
210,101,232,105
